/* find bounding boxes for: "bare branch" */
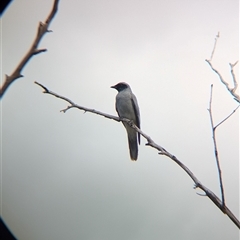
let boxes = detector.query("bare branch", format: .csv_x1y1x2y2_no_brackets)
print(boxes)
207,32,220,62
207,85,225,208
205,60,240,102
34,81,120,122
0,0,60,99
35,81,240,229
214,104,240,129
204,34,239,228
205,33,239,103
229,61,239,96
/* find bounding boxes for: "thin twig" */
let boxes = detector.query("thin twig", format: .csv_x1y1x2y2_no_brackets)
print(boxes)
35,81,240,229
214,104,240,129
229,61,239,95
0,0,60,98
208,85,225,209
208,32,220,62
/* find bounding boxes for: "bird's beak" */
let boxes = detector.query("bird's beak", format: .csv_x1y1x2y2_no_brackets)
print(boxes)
110,85,116,89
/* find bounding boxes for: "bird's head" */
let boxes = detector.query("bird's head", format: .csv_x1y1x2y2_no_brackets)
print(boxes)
111,82,130,92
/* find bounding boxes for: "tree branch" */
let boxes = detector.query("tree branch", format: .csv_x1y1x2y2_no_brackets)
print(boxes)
34,81,120,121
203,34,240,228
35,81,240,229
208,85,226,208
206,60,239,102
0,0,60,99
214,104,240,129
205,33,239,103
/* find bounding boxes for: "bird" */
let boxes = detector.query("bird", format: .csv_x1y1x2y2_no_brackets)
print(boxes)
111,82,140,160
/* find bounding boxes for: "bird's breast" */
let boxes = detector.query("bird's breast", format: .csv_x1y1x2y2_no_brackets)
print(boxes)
116,91,136,121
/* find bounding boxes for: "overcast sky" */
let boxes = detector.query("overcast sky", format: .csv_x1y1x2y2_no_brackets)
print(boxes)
1,0,239,239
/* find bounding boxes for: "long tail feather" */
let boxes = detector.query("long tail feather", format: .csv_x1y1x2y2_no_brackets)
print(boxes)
127,132,138,161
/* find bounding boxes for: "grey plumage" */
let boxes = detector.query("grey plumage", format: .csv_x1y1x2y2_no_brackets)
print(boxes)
111,82,140,160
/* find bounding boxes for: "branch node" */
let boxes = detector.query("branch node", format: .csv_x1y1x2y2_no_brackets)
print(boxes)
229,61,238,68
33,48,47,55
196,192,207,197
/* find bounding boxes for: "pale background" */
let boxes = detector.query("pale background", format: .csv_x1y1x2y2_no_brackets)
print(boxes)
1,0,239,239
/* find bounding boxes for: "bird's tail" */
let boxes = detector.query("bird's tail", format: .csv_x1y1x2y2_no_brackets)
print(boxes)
127,131,138,161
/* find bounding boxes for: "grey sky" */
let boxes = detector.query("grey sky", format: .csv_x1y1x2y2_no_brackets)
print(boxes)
1,0,239,239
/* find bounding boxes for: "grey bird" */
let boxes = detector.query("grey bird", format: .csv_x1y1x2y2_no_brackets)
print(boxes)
111,82,140,160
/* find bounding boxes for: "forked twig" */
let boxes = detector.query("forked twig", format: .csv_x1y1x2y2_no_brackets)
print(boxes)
208,85,225,207
205,33,239,102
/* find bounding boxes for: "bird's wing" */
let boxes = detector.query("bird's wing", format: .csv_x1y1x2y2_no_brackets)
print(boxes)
131,94,141,144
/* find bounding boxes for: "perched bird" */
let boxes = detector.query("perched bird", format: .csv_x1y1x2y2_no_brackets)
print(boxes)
111,82,140,160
